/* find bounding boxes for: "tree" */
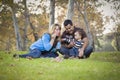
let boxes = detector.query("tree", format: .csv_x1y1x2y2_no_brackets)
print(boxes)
0,5,14,51
2,0,23,50
49,0,55,30
101,0,120,51
75,0,93,46
112,24,120,51
11,8,23,50
22,0,30,50
66,0,74,20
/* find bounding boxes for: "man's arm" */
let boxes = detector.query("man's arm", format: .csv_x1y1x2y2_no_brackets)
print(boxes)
78,37,89,57
81,37,89,50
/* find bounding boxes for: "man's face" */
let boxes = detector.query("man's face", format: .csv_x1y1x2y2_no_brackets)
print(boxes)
65,24,74,34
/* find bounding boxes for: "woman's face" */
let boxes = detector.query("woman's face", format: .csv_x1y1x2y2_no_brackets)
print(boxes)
74,31,82,40
54,26,61,36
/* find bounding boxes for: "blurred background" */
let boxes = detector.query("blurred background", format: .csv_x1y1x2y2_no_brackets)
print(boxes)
0,0,120,52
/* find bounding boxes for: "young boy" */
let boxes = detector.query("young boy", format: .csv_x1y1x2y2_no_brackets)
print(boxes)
69,29,86,59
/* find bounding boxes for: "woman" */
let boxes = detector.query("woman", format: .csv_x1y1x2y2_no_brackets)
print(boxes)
13,24,61,58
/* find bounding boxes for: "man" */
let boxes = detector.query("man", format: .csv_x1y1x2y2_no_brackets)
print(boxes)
60,19,93,59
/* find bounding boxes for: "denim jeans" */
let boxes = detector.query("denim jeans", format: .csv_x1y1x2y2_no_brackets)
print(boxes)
19,49,58,58
69,47,79,57
60,45,93,58
19,49,41,58
41,51,58,58
84,46,93,57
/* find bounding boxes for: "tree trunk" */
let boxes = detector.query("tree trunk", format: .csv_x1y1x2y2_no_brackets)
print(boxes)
75,1,82,27
29,22,39,41
23,0,29,50
5,36,11,51
66,0,74,20
115,32,120,51
11,9,23,50
75,0,93,46
83,0,93,46
49,0,55,31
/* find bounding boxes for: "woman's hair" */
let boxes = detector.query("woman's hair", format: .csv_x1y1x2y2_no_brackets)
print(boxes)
75,28,87,39
49,24,61,47
49,24,61,35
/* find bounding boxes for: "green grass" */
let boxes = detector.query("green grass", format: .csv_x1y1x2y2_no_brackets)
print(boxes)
0,51,120,80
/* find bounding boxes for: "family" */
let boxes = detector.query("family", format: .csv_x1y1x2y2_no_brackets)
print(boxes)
13,19,93,59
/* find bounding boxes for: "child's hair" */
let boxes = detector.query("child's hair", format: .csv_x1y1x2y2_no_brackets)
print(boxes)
75,28,87,39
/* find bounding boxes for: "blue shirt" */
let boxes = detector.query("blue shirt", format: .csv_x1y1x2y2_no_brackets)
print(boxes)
74,40,84,48
30,33,61,52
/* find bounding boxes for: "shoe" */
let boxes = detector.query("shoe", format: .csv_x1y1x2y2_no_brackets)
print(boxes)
69,56,75,59
78,55,86,59
13,54,19,58
63,55,69,59
26,56,32,60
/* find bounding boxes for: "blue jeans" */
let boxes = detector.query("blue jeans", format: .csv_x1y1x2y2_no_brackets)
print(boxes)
19,49,41,58
69,47,79,57
19,49,58,58
60,46,93,58
41,51,58,58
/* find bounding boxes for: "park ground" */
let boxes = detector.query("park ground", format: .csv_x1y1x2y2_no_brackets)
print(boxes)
0,51,120,80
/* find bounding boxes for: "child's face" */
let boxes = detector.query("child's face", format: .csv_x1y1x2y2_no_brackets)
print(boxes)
74,31,82,40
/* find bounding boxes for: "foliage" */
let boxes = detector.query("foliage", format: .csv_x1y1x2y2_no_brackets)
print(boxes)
0,51,120,80
0,0,119,51
111,39,118,51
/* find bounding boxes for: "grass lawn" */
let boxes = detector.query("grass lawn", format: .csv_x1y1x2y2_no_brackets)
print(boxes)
0,51,120,80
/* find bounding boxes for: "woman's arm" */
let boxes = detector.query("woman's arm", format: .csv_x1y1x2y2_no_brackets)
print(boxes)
56,42,61,49
42,33,56,51
50,33,56,46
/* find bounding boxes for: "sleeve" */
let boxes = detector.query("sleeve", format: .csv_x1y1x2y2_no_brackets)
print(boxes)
56,42,61,49
41,33,52,51
50,42,61,52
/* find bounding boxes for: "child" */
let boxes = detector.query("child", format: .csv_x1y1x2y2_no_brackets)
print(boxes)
69,29,86,59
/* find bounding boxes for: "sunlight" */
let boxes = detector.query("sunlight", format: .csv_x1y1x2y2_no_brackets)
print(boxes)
97,0,118,34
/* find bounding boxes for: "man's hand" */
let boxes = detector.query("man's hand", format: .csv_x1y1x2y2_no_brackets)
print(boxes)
78,48,84,57
67,41,74,48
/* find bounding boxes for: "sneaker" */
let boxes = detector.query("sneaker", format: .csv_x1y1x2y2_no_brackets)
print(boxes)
78,55,86,59
69,56,75,59
63,55,69,59
13,54,19,58
26,56,32,60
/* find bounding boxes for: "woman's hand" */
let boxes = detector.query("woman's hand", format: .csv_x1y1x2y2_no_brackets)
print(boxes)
50,34,57,46
51,33,57,39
